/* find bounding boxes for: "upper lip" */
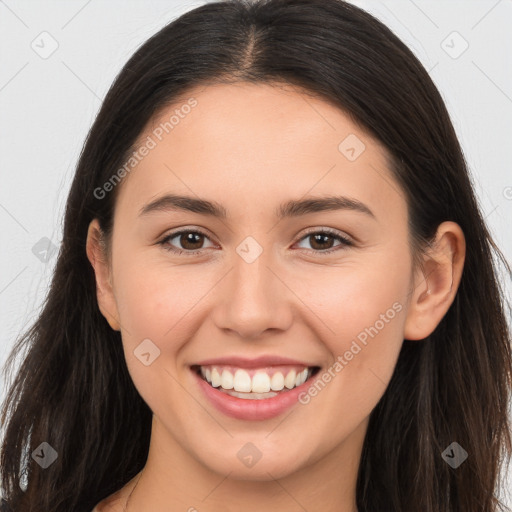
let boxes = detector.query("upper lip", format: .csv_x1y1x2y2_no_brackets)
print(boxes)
192,355,318,369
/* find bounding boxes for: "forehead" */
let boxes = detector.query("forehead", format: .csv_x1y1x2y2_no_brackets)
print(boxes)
115,81,405,222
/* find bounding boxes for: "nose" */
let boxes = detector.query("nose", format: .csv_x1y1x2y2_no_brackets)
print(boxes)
211,251,293,340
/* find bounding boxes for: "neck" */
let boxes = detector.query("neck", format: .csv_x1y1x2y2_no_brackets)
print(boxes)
123,415,366,512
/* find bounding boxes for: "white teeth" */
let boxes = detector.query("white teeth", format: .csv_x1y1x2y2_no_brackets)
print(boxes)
284,369,296,389
251,372,271,393
270,372,285,391
295,368,308,387
221,369,234,389
233,369,252,392
211,368,221,387
200,366,313,394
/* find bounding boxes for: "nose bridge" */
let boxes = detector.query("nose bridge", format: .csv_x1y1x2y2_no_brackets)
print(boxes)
213,241,292,338
232,248,273,302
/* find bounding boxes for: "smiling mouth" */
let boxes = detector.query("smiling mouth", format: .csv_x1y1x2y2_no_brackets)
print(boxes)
191,364,321,400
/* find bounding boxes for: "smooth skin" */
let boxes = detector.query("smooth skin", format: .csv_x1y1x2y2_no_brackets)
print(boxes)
86,82,465,512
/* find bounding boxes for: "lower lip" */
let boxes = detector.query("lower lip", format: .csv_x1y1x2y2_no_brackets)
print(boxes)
192,369,315,421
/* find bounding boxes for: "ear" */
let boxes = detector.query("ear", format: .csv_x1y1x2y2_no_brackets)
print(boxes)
404,221,466,341
86,219,121,331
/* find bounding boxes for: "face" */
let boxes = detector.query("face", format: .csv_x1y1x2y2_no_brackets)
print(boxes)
90,81,420,481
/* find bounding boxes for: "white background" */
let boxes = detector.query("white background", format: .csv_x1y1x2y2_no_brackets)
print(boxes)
0,0,511,506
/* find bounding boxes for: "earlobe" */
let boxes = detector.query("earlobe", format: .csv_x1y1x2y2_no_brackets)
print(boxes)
86,219,121,332
403,221,466,341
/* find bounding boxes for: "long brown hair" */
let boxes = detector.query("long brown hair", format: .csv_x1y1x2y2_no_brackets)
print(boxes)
1,1,511,510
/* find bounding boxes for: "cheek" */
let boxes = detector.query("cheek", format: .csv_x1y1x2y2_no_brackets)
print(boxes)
295,245,409,406
309,276,405,408
112,252,212,342
111,260,205,414
110,256,223,407
299,245,410,347
293,279,406,463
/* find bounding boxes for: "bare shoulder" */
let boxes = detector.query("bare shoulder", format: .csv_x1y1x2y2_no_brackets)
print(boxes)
92,493,125,512
91,495,123,512
92,473,141,512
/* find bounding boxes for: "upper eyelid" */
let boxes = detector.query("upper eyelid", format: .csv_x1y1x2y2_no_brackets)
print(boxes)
160,226,353,250
161,227,217,244
298,226,353,241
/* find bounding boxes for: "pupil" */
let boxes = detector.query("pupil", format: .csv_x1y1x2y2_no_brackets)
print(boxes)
182,232,203,249
178,233,334,251
311,234,333,250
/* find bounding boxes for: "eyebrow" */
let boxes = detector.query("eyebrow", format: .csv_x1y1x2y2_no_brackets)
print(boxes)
139,193,375,220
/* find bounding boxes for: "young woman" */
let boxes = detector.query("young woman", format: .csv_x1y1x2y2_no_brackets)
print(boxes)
1,1,511,511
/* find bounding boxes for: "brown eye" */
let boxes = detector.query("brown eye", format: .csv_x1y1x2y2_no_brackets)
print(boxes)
177,232,205,250
307,233,336,250
295,229,353,254
159,229,215,255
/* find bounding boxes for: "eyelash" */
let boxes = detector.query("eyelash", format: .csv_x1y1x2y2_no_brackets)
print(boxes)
158,227,354,256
